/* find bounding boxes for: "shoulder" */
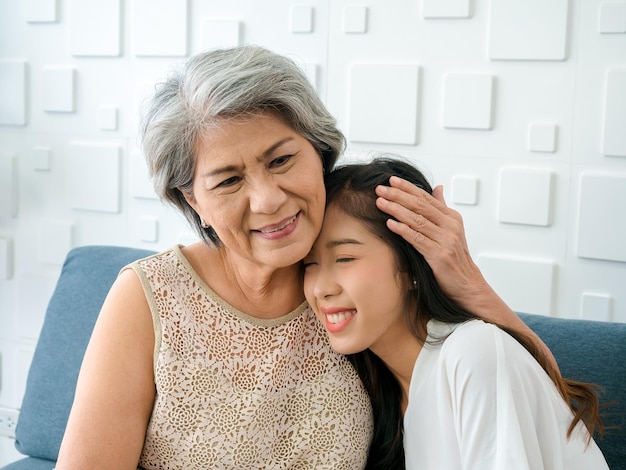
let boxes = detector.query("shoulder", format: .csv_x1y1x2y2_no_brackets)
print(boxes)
437,320,522,377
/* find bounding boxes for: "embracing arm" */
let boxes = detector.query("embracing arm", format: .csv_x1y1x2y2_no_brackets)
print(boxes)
55,269,156,470
375,177,557,368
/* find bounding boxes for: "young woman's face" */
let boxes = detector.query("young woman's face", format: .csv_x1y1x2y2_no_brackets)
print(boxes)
303,205,411,356
184,112,326,270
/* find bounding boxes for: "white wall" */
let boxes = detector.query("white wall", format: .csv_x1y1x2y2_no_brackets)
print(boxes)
1,0,625,464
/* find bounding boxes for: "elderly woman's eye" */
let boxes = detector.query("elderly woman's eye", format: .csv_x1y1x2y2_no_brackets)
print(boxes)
218,176,241,187
270,155,293,168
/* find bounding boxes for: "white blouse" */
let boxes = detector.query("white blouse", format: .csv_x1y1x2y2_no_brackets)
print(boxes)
404,319,609,470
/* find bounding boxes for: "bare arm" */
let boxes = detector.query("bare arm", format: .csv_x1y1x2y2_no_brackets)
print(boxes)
375,177,557,367
55,269,156,469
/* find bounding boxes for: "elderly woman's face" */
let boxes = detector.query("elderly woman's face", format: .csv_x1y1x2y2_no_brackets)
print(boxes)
185,112,326,269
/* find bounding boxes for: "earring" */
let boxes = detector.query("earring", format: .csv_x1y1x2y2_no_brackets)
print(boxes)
200,219,209,229
412,279,417,289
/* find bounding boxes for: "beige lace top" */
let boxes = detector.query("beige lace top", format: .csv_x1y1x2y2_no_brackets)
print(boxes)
130,246,373,470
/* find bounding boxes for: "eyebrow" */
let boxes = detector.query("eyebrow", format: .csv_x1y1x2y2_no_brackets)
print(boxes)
326,238,364,249
201,137,295,178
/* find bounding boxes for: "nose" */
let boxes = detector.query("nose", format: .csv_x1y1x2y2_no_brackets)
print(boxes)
248,175,288,214
311,265,342,300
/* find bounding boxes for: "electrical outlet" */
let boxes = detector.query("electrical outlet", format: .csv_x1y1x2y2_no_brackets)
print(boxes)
0,406,19,439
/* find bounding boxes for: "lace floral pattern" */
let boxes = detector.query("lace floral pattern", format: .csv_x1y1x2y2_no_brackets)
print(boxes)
133,247,373,470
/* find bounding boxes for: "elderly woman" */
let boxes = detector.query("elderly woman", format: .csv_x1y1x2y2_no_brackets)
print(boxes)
56,46,546,469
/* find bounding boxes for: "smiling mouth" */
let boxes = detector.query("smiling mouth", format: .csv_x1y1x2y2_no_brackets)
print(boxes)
258,214,298,234
326,310,357,324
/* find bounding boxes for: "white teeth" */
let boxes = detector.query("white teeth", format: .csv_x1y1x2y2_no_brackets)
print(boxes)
260,215,297,233
327,310,356,324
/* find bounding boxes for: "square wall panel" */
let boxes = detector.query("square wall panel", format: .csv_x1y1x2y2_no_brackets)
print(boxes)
99,106,118,130
602,67,626,157
577,173,626,262
349,63,420,145
70,0,121,56
32,146,51,171
133,0,188,57
451,175,479,205
599,2,626,33
0,153,17,217
200,20,241,50
498,167,553,226
343,5,368,33
423,0,470,18
42,66,75,113
0,60,27,125
69,142,121,213
443,73,493,130
581,292,612,321
488,0,569,60
138,216,159,242
290,5,314,33
477,254,556,316
528,122,557,153
24,0,57,22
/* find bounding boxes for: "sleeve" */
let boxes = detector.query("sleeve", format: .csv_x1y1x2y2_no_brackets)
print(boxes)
439,321,565,470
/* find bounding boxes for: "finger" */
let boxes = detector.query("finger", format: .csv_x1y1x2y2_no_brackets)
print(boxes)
431,185,445,204
376,196,444,246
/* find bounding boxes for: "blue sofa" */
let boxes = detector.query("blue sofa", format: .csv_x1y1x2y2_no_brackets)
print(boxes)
1,245,625,469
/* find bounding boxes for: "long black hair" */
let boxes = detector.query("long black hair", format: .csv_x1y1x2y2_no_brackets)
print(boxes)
324,156,604,470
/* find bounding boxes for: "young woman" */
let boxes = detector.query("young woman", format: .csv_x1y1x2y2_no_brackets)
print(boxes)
304,157,609,469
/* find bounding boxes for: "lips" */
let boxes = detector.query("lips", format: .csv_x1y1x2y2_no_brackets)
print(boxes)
258,214,297,234
321,309,356,333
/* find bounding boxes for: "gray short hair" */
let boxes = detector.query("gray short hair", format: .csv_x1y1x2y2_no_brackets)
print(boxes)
140,45,345,245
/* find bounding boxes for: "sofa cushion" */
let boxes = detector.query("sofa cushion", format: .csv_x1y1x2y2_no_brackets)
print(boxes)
519,312,626,470
14,246,156,462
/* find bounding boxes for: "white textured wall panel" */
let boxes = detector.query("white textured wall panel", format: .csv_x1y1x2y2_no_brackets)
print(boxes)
451,175,479,205
42,66,75,113
488,0,569,60
528,122,557,153
0,60,27,126
599,2,626,33
443,73,494,130
577,173,626,262
68,142,121,213
498,167,554,227
137,215,159,242
70,0,121,57
348,63,420,144
290,5,314,33
133,0,188,56
478,254,556,316
0,153,17,217
23,0,57,23
581,292,613,321
98,106,118,131
32,146,51,171
422,0,470,18
602,67,626,157
343,5,368,33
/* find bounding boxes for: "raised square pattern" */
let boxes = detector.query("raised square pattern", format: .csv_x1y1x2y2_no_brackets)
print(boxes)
24,0,57,22
488,0,569,60
42,66,75,113
443,73,493,130
343,5,368,33
498,167,553,226
602,67,626,157
349,63,419,144
290,5,314,33
0,153,17,217
577,173,626,263
451,176,479,205
423,0,470,18
581,292,613,321
528,122,557,153
478,254,556,316
599,2,626,33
